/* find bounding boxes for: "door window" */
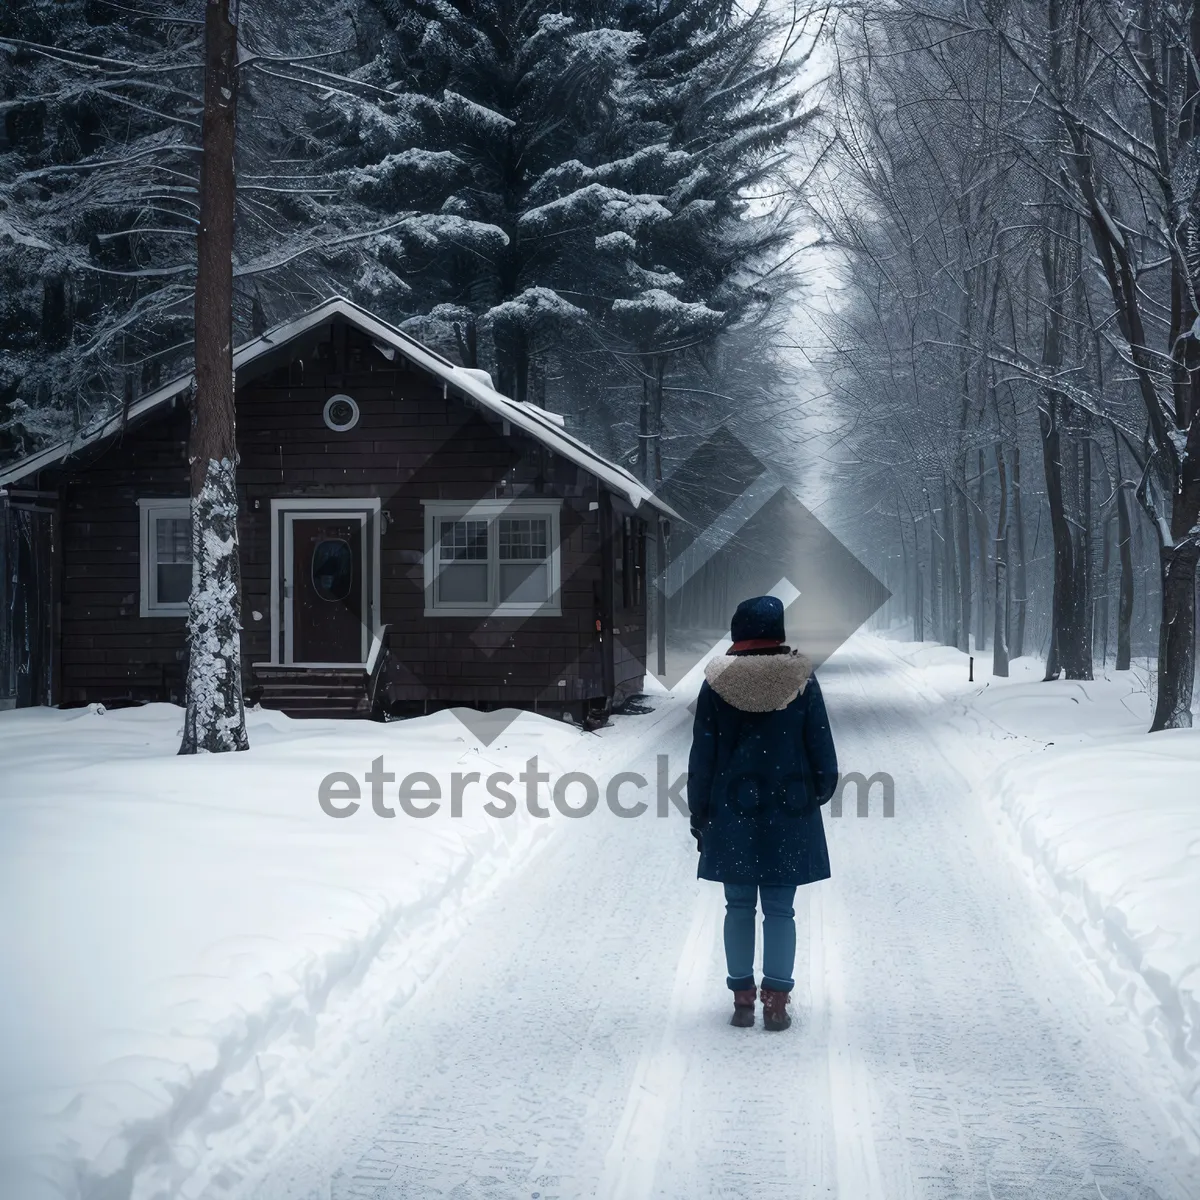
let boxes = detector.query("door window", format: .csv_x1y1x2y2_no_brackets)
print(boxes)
311,538,354,602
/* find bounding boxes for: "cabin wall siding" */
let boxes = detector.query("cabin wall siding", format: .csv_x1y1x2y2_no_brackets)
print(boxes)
611,518,649,704
56,407,191,704
45,324,631,709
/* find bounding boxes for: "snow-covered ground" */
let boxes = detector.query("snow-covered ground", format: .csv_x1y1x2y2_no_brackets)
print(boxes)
878,633,1200,1153
0,698,679,1198
2,633,1198,1199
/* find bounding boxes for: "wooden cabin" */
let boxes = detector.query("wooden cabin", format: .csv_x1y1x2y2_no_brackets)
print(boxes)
0,298,673,719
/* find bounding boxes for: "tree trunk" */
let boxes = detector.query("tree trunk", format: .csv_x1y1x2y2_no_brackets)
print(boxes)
496,330,529,403
925,490,941,643
516,342,529,406
180,0,248,756
973,447,989,651
955,469,972,652
454,318,479,369
915,553,925,641
650,355,665,483
1040,395,1068,680
1037,390,1092,681
1080,434,1094,672
638,362,652,486
992,443,1009,677
1038,209,1089,680
942,477,959,648
1098,511,1113,667
1045,613,1059,679
1011,445,1027,657
1151,541,1199,729
1116,482,1134,671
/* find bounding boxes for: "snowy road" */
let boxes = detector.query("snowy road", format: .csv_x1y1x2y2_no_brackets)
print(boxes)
241,637,1198,1200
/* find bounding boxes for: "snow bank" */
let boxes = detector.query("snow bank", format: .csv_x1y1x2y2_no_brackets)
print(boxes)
872,632,1200,1141
993,734,1200,1138
0,702,633,1198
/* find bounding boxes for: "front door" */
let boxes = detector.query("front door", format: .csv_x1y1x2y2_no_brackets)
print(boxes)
289,517,364,663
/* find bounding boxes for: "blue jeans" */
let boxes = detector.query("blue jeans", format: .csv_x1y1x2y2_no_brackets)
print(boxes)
723,883,798,993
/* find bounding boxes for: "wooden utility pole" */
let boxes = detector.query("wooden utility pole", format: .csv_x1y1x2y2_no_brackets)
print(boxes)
180,0,248,754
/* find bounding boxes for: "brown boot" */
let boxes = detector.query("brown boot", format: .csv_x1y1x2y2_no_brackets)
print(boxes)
730,988,756,1027
760,986,791,1031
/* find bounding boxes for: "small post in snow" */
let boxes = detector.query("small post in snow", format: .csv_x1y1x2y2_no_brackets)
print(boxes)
969,655,974,682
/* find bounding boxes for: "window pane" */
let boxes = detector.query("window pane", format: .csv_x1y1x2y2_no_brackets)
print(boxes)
157,563,191,605
156,516,190,564
499,517,547,561
500,562,548,603
438,563,489,603
439,519,488,561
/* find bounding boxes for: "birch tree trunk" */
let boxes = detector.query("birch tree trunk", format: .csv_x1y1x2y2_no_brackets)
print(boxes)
180,0,248,755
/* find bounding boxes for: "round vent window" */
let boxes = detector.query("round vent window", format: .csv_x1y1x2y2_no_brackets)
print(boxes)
311,538,353,602
323,394,360,432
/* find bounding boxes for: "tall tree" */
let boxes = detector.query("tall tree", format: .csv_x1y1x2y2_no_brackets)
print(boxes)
813,2,1175,708
1007,0,1200,727
179,0,247,754
586,0,824,481
310,0,641,397
0,1,205,456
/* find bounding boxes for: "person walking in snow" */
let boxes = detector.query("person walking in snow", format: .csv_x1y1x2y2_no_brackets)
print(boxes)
687,595,839,1031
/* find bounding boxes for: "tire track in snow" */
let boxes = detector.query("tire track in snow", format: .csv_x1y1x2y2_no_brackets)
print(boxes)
809,883,889,1200
239,700,703,1200
594,884,722,1200
823,636,1197,1200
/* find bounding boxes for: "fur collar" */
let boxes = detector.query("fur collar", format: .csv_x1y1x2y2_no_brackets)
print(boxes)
703,650,812,713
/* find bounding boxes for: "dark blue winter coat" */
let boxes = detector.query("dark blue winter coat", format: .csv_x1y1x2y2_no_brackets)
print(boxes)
686,650,838,886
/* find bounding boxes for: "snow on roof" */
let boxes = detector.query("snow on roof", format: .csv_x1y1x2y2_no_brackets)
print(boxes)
0,296,676,517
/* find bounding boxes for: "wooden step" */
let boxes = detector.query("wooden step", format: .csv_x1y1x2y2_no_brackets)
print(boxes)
250,664,371,719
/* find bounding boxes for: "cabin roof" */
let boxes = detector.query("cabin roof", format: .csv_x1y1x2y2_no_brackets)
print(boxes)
0,296,676,517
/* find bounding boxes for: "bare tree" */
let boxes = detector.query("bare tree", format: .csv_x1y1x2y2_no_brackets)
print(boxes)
980,0,1200,725
813,1,1189,727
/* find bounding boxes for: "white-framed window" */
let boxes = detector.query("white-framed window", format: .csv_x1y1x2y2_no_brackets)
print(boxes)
137,498,191,617
422,499,562,617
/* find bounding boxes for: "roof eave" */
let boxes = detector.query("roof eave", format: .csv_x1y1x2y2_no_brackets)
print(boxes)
0,296,674,513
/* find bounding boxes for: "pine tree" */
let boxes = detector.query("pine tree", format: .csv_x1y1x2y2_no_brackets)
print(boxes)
0,0,355,459
315,0,656,401
0,1,204,457
179,0,248,755
597,0,824,482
